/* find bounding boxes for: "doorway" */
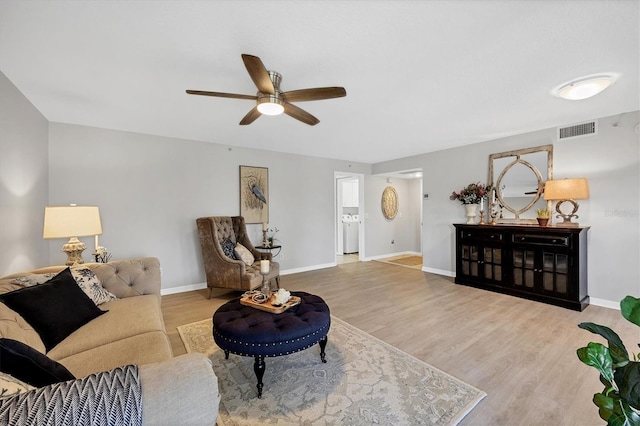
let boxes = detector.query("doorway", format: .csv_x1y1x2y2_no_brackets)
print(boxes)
334,172,365,263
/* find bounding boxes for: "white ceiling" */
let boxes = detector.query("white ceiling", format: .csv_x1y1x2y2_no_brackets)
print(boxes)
1,1,638,164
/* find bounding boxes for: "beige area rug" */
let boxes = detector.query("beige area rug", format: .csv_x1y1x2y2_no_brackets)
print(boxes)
375,254,424,270
177,317,485,426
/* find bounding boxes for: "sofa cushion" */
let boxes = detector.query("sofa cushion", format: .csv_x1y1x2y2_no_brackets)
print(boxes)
0,268,106,351
0,303,46,353
221,238,238,260
46,294,172,377
70,266,116,305
9,267,116,306
0,372,34,400
0,338,74,387
234,243,255,266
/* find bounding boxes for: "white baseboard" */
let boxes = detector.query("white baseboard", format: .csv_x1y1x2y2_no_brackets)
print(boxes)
161,282,206,296
589,297,620,310
281,263,337,275
160,263,338,295
365,251,421,261
423,267,455,278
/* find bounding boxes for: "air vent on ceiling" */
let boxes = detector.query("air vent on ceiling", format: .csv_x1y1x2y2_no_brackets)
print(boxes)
557,120,597,140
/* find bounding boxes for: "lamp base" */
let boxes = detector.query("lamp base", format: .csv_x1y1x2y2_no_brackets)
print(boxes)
554,199,580,227
62,237,86,266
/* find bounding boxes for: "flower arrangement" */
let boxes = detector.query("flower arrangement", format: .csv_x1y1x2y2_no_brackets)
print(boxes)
93,246,112,263
266,227,279,246
450,182,492,205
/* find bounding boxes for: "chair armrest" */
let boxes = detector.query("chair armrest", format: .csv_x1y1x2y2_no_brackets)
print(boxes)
139,353,219,426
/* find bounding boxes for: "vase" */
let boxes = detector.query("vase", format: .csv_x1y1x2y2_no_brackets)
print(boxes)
464,204,478,224
537,218,549,227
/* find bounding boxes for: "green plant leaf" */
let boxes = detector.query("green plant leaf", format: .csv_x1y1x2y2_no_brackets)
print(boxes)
608,399,640,426
577,343,615,385
593,392,615,421
579,322,629,365
614,361,640,411
621,296,640,328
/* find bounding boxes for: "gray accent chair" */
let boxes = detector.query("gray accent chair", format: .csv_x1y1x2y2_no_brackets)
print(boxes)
196,216,280,298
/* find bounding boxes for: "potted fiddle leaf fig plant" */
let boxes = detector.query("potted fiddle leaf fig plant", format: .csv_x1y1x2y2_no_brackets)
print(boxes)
577,295,640,426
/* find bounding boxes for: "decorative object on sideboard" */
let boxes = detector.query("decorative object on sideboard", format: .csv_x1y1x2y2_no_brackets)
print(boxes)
536,208,551,227
488,145,553,223
240,165,269,224
543,178,590,227
43,205,102,266
381,186,399,220
450,182,492,224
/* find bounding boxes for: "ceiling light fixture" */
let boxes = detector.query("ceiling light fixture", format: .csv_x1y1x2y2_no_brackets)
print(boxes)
552,73,618,100
257,93,284,115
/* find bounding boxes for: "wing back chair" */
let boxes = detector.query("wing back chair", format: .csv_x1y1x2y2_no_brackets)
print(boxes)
196,216,280,298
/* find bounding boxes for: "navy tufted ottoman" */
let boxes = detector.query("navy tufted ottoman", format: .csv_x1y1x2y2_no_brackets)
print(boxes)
212,291,330,398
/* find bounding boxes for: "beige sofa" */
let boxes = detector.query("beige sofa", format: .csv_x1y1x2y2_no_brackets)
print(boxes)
0,257,219,425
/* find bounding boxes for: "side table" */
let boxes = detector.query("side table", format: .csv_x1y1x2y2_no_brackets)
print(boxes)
255,244,282,258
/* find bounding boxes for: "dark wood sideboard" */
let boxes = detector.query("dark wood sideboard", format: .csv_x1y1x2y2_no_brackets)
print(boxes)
453,224,589,311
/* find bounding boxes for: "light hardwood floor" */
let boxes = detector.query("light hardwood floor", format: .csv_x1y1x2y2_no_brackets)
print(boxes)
161,261,637,426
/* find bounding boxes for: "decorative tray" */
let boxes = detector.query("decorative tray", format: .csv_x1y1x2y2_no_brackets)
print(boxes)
240,294,301,314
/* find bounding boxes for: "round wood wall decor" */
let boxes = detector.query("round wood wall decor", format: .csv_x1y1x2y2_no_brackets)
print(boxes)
381,186,399,220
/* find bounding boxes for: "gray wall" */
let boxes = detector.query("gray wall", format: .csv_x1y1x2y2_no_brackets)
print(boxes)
364,175,422,258
47,123,371,290
374,111,640,305
2,68,637,305
0,72,49,276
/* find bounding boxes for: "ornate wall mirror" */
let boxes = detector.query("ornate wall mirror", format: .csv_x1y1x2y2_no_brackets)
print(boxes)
488,145,553,223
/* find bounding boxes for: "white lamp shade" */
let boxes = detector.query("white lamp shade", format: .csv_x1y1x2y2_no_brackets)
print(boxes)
544,178,590,201
43,206,102,239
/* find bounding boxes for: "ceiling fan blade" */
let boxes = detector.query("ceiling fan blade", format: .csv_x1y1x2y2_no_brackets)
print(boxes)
283,87,346,102
283,103,319,126
241,54,275,94
186,90,257,100
239,106,262,125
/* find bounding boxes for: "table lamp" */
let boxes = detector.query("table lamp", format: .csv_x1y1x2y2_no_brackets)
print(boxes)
543,178,589,226
43,205,102,265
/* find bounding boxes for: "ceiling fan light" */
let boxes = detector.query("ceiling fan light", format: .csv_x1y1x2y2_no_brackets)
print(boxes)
553,74,617,100
257,95,284,115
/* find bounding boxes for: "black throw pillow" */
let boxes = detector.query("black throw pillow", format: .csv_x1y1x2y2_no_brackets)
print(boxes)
0,267,106,351
221,238,237,260
0,338,75,387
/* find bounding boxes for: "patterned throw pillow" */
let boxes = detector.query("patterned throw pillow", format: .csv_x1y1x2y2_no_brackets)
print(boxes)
11,273,56,287
221,238,237,260
234,243,255,266
0,372,35,400
69,266,116,306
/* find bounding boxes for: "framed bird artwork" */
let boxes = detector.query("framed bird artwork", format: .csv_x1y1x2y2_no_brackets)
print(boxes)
240,165,269,223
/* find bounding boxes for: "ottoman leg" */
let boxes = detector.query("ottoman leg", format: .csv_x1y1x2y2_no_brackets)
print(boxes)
319,336,328,363
254,356,266,398
224,350,230,360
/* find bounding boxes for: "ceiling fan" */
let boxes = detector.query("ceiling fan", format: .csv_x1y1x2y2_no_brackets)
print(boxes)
186,54,346,126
